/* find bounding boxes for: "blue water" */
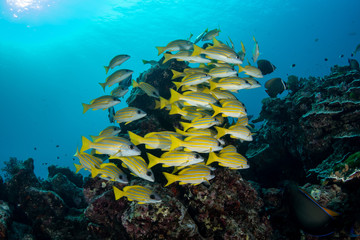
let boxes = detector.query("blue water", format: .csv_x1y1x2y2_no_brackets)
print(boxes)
1,0,359,178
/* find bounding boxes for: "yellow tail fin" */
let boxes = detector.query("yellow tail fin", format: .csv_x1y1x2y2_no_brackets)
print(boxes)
146,153,161,168
163,53,173,64
214,126,227,139
154,100,161,109
209,81,217,91
142,59,148,64
91,167,99,178
180,121,192,132
210,103,222,117
113,186,125,200
128,131,144,145
163,172,179,187
74,163,82,173
82,103,91,114
99,82,106,92
160,97,169,109
104,66,109,74
156,46,166,55
169,135,183,151
171,69,184,80
132,79,139,88
169,89,182,104
80,136,92,152
207,152,219,165
191,44,203,56
238,64,245,73
169,104,182,115
172,81,182,91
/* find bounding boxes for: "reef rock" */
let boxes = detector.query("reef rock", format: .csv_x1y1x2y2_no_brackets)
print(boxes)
48,165,83,188
246,68,360,186
0,201,11,240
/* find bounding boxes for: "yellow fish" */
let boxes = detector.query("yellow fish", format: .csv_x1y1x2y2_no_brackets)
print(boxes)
104,54,130,74
82,95,121,114
113,185,161,204
114,107,147,125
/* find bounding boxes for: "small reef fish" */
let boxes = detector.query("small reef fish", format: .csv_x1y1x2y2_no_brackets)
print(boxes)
210,103,247,118
82,95,121,114
209,77,251,92
242,78,261,89
108,106,115,123
238,65,263,78
112,155,155,182
132,80,160,98
163,164,215,186
142,59,158,66
114,107,147,125
192,44,242,64
90,126,121,142
156,39,193,55
113,185,161,204
173,73,212,90
169,135,223,153
257,59,276,75
91,162,128,184
111,85,129,98
180,116,220,131
194,28,208,44
285,181,340,236
203,89,237,100
252,36,260,63
104,54,130,74
169,104,204,121
81,136,141,157
265,78,287,98
175,127,216,137
128,131,172,150
218,145,238,156
208,67,237,78
207,152,249,169
99,69,134,91
169,89,217,109
73,148,103,173
215,125,253,141
163,51,211,64
147,151,204,168
202,28,221,41
237,42,246,62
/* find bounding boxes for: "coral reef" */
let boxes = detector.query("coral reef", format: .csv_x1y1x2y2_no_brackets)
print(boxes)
246,68,360,186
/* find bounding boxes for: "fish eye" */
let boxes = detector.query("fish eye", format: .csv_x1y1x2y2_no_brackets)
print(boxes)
146,171,152,176
153,91,158,96
137,110,142,114
129,145,134,150
119,175,123,179
218,141,221,146
150,194,155,199
195,154,200,159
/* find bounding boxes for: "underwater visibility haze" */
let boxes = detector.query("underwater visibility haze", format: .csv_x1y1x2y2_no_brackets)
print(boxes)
1,0,360,239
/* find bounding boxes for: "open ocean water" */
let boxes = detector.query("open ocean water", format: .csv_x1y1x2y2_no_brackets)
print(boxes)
1,0,359,178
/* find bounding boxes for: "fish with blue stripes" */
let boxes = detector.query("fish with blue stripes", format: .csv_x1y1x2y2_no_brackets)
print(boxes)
163,164,215,186
114,107,147,125
82,95,121,114
111,155,155,182
173,72,212,90
169,135,222,153
104,54,130,74
90,126,121,142
215,125,253,141
91,162,128,184
238,65,263,78
201,28,221,41
209,77,251,92
207,151,249,170
163,51,211,64
113,185,161,204
111,85,129,98
128,131,173,150
175,127,216,138
132,80,160,98
156,39,193,55
99,69,134,91
180,116,220,131
81,136,141,157
73,148,103,173
210,102,247,118
169,89,217,109
147,151,204,168
208,67,237,78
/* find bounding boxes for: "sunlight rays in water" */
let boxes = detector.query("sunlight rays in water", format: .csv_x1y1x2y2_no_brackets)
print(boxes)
6,0,50,18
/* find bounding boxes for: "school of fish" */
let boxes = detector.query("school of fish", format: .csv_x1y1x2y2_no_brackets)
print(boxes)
76,28,263,204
